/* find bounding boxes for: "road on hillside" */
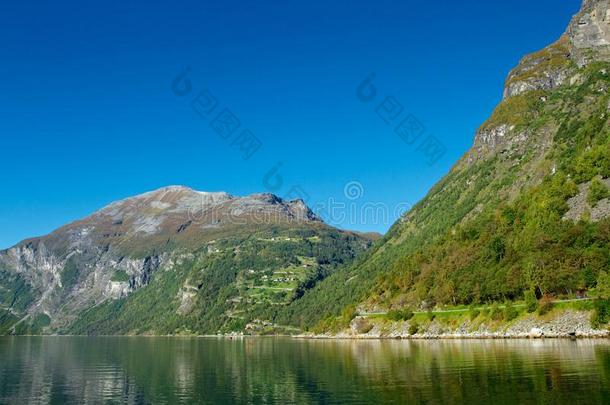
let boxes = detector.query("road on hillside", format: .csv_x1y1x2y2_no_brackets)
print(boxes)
360,298,593,317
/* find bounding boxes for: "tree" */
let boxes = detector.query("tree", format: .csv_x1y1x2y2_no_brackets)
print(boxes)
596,271,610,299
525,290,538,313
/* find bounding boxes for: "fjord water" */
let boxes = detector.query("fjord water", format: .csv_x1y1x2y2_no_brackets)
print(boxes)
0,337,609,404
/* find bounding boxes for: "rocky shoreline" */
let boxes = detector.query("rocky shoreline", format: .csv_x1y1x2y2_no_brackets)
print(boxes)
298,332,610,340
299,310,610,340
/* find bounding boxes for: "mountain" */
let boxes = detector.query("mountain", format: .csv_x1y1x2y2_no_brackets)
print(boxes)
4,0,610,337
284,0,610,331
0,186,374,335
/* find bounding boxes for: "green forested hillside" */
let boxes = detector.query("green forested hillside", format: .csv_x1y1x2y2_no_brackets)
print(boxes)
66,225,370,335
282,57,610,331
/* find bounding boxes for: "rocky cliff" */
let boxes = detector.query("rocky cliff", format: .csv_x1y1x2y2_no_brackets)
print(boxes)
504,0,610,99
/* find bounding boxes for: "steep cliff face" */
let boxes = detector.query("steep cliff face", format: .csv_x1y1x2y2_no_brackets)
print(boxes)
0,239,166,332
503,36,574,99
286,0,610,329
504,0,610,99
568,0,610,65
0,187,371,335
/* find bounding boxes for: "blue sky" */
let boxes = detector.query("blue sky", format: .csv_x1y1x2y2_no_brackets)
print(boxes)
0,0,580,248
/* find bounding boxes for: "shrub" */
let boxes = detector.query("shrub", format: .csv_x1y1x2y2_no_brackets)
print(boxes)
537,296,554,316
488,236,506,262
591,299,610,329
469,304,480,320
403,309,415,321
525,290,538,313
387,308,414,322
490,303,504,321
408,321,419,335
342,305,357,324
572,144,610,183
596,271,610,299
313,305,359,333
503,301,519,321
588,178,610,207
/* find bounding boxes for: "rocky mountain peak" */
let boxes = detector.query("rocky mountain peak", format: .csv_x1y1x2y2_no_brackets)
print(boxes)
472,0,610,162
13,186,323,258
502,0,610,100
567,0,610,65
99,186,233,214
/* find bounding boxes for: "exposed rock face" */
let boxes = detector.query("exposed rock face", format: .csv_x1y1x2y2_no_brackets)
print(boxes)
567,0,610,65
472,0,610,162
470,124,533,162
473,124,513,153
0,237,166,330
503,0,610,99
504,70,570,99
503,36,574,99
564,177,610,222
87,186,319,240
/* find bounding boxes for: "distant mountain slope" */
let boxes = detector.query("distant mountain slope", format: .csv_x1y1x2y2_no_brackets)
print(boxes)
287,0,610,330
0,186,373,335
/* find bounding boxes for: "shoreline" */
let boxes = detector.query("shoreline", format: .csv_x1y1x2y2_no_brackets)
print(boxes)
294,332,610,340
312,309,610,340
4,309,609,340
4,333,609,340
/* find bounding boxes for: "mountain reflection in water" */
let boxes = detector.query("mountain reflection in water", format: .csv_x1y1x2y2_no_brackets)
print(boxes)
0,337,609,404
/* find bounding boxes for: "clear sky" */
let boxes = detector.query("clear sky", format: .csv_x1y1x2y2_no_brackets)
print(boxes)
0,0,581,249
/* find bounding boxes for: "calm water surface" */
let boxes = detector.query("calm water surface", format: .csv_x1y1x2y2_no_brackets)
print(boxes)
0,337,609,404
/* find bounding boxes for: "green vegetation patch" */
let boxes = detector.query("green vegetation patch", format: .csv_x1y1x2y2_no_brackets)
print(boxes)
0,270,36,312
67,226,370,335
0,310,19,335
588,178,610,207
591,299,610,328
505,37,574,90
14,313,51,335
111,270,131,283
60,259,80,289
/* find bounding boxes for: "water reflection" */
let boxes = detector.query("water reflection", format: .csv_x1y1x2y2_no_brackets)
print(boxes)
0,337,608,404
